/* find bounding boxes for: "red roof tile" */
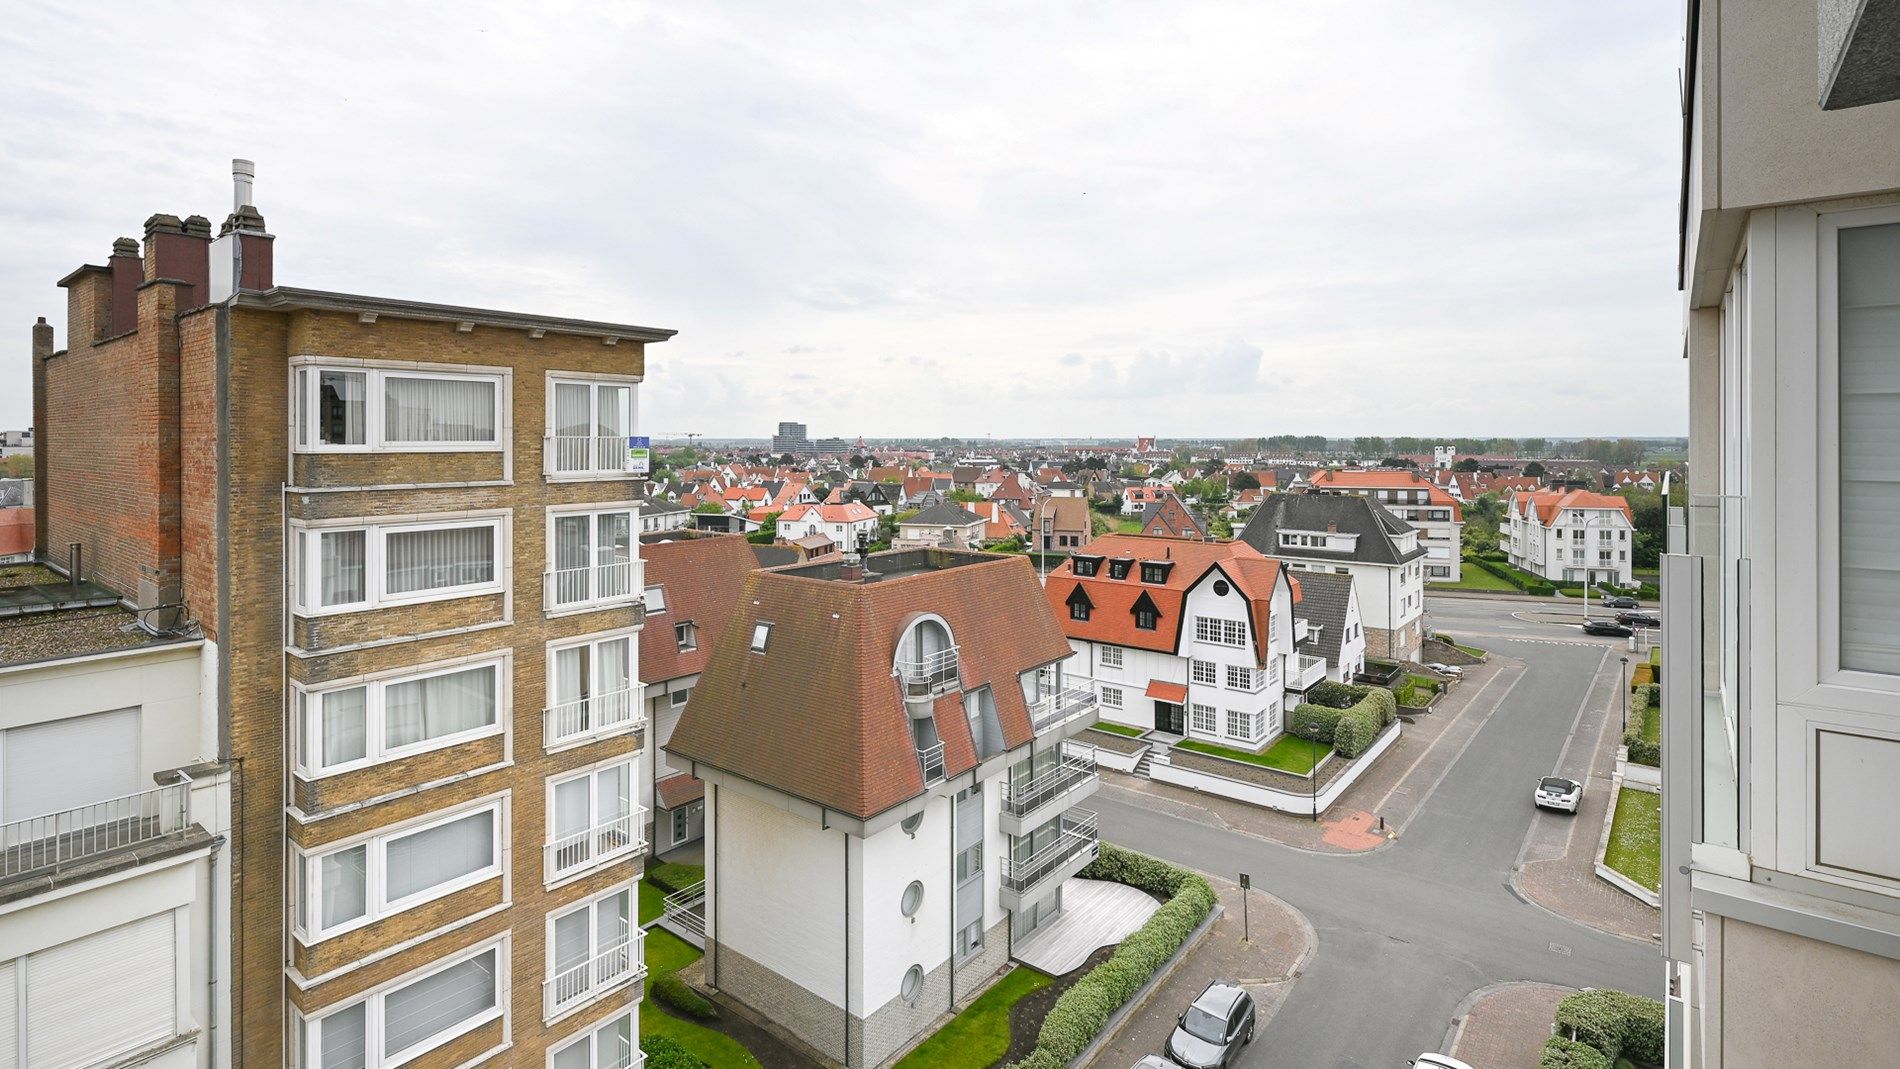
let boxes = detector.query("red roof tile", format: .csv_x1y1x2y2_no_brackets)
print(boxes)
1145,680,1187,702
639,535,759,685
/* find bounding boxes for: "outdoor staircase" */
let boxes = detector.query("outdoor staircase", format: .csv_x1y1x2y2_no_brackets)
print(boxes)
1132,747,1157,778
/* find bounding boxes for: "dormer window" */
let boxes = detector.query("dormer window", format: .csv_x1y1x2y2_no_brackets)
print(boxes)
1108,558,1133,580
1066,584,1094,622
675,621,697,651
1072,555,1101,577
1131,591,1160,631
1139,561,1172,584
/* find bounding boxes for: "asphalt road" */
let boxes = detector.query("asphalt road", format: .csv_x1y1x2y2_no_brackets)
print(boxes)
1092,595,1661,1069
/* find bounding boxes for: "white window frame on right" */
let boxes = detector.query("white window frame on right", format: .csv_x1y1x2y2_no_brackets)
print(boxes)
295,794,508,944
545,372,641,480
544,627,643,751
291,513,509,617
545,756,643,887
291,358,508,455
542,881,643,1023
545,503,642,615
293,651,510,778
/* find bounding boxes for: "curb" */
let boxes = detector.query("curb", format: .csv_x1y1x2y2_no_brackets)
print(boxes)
1067,901,1225,1069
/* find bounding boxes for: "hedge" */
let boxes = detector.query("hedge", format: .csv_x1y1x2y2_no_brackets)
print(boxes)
1292,687,1393,758
1553,989,1665,1066
654,975,720,1021
1003,844,1217,1069
1622,683,1662,767
641,1034,704,1069
1538,1035,1612,1069
1304,679,1368,709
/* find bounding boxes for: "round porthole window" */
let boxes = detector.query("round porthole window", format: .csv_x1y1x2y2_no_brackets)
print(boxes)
1212,579,1230,597
901,964,924,1002
900,880,924,917
901,812,924,836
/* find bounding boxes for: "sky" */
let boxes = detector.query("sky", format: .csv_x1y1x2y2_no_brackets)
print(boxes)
0,1,1686,440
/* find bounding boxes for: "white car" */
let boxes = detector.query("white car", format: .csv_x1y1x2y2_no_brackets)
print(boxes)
1534,776,1583,813
1412,1056,1476,1069
1423,661,1464,677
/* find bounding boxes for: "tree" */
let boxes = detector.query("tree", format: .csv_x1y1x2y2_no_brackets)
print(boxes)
1524,461,1546,478
778,453,797,465
1084,456,1107,471
1453,458,1481,472
849,454,869,469
1618,489,1667,569
0,454,30,479
1379,456,1418,469
1229,471,1260,491
692,501,726,514
1521,438,1547,457
1352,436,1388,456
948,488,983,503
1389,436,1426,456
746,513,782,544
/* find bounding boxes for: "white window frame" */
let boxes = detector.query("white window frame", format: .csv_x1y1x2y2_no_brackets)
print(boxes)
1224,665,1255,691
543,881,641,1022
292,513,509,616
545,756,642,886
294,650,511,778
544,627,642,751
1194,616,1247,648
293,935,509,1069
1190,659,1218,686
544,372,641,480
545,502,641,614
1099,645,1123,669
1190,703,1218,734
295,794,508,944
291,358,507,454
1099,686,1122,709
546,1008,636,1069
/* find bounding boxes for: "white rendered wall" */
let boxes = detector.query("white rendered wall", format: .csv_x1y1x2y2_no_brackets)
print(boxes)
853,794,954,1014
0,643,205,792
713,788,849,1007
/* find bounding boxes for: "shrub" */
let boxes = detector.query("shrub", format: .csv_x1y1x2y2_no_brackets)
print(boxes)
641,1034,704,1069
1304,679,1368,709
1363,686,1397,727
653,975,719,1021
1621,684,1664,767
1332,703,1381,758
1553,989,1666,1065
1289,702,1342,744
1538,1036,1612,1069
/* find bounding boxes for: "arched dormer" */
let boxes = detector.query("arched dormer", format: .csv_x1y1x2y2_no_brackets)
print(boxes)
895,613,959,698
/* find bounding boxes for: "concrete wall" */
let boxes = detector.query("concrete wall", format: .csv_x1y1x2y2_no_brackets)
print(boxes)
1708,916,1900,1066
0,642,206,787
714,787,848,1008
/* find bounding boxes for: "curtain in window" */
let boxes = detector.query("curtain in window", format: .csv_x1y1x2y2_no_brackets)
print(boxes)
384,809,495,903
318,370,366,446
1840,221,1900,675
597,764,631,823
596,385,630,471
597,639,631,723
381,949,497,1058
320,530,367,607
385,525,495,595
555,383,593,439
321,687,368,766
384,664,497,749
319,1003,367,1069
554,777,592,839
383,376,497,443
553,645,589,706
596,513,632,597
320,845,368,929
552,909,591,978
554,515,591,603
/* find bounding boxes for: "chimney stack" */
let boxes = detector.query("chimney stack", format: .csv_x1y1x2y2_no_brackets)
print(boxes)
210,158,274,300
232,158,255,211
108,237,141,336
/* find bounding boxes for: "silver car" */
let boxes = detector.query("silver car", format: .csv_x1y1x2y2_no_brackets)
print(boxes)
1534,776,1583,813
1412,1055,1477,1069
1423,661,1464,677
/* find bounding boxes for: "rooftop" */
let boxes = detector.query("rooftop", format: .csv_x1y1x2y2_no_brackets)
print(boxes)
0,564,195,669
774,547,1001,585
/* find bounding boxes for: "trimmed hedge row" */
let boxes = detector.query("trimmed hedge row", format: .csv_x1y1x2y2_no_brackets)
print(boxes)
654,975,719,1021
1290,687,1395,759
1004,845,1217,1069
640,1034,704,1069
1550,989,1665,1066
1472,556,1558,596
1622,683,1662,767
1538,1035,1611,1069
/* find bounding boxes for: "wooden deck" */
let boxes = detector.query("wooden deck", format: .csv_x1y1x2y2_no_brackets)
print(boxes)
1012,877,1159,974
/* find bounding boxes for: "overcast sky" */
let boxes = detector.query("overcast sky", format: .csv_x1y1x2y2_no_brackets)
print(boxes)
0,2,1685,440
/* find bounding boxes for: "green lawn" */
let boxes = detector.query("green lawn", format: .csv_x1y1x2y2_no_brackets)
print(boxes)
1604,788,1662,894
1177,734,1332,774
1639,695,1662,747
1112,516,1144,534
647,860,704,892
643,928,762,1068
894,966,1053,1069
1427,566,1516,593
1089,722,1145,738
638,878,666,925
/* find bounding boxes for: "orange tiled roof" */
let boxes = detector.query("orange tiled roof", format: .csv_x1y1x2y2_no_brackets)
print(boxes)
1044,534,1293,666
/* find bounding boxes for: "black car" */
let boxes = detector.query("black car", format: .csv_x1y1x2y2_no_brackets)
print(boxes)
1166,981,1256,1067
1582,620,1633,637
1600,595,1640,609
1617,611,1661,628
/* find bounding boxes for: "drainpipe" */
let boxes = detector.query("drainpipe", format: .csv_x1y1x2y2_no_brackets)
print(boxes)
842,828,852,1067
947,794,957,1010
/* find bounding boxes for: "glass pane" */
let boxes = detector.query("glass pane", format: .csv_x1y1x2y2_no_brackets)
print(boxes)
597,764,631,821
384,664,498,749
318,1002,367,1069
552,909,590,974
320,687,368,766
382,949,496,1057
551,1038,592,1069
555,776,591,838
599,890,631,952
554,645,588,705
384,809,495,903
319,845,368,929
555,383,593,438
596,638,630,696
596,385,629,438
319,530,367,607
317,371,365,446
385,525,495,595
1839,221,1900,675
383,375,497,444
555,515,591,571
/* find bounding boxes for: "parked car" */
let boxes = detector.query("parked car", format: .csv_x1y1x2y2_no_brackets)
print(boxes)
1582,619,1633,637
1534,776,1583,813
1617,611,1661,628
1600,595,1640,608
1134,1059,1175,1069
1423,661,1464,677
1165,981,1256,1068
1412,1055,1477,1069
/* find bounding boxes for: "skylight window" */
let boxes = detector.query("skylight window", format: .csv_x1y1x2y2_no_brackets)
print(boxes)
750,622,772,652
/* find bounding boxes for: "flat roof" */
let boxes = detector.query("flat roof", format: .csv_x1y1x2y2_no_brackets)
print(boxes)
0,564,194,669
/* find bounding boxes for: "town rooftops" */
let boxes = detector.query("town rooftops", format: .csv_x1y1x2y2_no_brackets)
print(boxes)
1238,492,1425,567
665,549,1072,821
639,534,758,685
1309,468,1464,520
902,501,984,528
779,501,878,525
1045,534,1296,666
0,563,197,670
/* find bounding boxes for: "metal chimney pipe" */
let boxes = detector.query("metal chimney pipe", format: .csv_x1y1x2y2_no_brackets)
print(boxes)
232,159,256,210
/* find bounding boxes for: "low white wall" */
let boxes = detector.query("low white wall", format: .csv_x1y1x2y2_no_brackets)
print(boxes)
1147,724,1401,816
1616,747,1662,789
1092,744,1146,775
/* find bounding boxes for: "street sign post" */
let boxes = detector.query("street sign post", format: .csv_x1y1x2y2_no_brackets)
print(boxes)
1239,872,1250,942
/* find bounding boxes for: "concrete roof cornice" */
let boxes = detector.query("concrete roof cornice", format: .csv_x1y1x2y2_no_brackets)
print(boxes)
230,286,677,343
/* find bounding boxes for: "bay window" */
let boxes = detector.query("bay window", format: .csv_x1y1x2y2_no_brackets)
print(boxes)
546,759,640,882
293,516,506,614
549,377,636,475
548,506,637,609
546,632,641,748
298,799,504,941
295,940,506,1069
545,885,641,1019
294,363,503,452
295,656,505,776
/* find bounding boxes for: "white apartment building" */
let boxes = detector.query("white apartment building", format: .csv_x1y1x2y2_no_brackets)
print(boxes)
1305,469,1466,582
0,568,231,1069
1505,489,1637,586
776,501,881,550
1044,534,1319,748
665,550,1099,1068
1664,3,1900,1066
1239,493,1426,661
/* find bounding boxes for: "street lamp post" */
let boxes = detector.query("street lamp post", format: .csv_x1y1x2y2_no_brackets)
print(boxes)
1620,655,1631,732
1310,732,1320,822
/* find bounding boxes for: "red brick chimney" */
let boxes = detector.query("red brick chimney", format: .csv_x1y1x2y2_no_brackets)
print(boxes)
210,159,273,298
142,213,212,309
107,237,141,336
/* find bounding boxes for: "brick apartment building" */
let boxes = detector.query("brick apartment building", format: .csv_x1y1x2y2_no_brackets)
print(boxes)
31,162,672,1069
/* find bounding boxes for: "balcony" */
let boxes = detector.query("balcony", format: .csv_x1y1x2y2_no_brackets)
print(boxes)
0,783,191,881
544,927,646,1020
1289,653,1328,691
898,646,960,699
1000,744,1099,836
1028,684,1097,733
547,434,635,477
544,686,646,750
917,742,946,784
545,807,647,882
547,558,644,611
999,809,1100,910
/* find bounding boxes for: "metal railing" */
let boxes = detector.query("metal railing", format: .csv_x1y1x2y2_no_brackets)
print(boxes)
660,879,706,939
0,783,191,880
1002,744,1097,817
1000,809,1099,896
1028,684,1096,731
917,742,946,783
544,927,647,1018
898,646,960,697
545,807,646,880
548,434,634,475
1290,654,1328,690
548,559,640,608
544,687,645,749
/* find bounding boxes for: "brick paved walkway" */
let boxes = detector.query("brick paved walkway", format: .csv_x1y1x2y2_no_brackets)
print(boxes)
1446,981,1574,1068
1084,877,1313,1068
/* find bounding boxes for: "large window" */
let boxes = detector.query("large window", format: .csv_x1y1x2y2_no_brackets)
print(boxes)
1099,646,1123,668
1194,616,1247,648
549,378,634,475
1190,660,1217,686
298,800,504,941
547,759,639,882
546,885,640,1018
296,657,505,776
1190,703,1218,734
0,913,180,1069
546,633,639,748
294,517,505,614
1838,220,1900,676
1225,665,1255,691
551,1010,636,1069
296,940,505,1069
296,365,503,452
549,508,636,609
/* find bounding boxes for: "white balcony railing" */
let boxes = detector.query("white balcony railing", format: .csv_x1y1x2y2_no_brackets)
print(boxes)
548,558,642,609
544,927,647,1019
1002,743,1097,817
544,687,645,749
1290,654,1328,690
0,783,191,880
545,807,646,881
1000,809,1099,896
898,646,960,698
548,434,635,476
1028,684,1097,732
917,742,946,783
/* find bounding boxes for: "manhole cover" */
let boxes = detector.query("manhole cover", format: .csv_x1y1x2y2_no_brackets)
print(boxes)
1549,942,1572,956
